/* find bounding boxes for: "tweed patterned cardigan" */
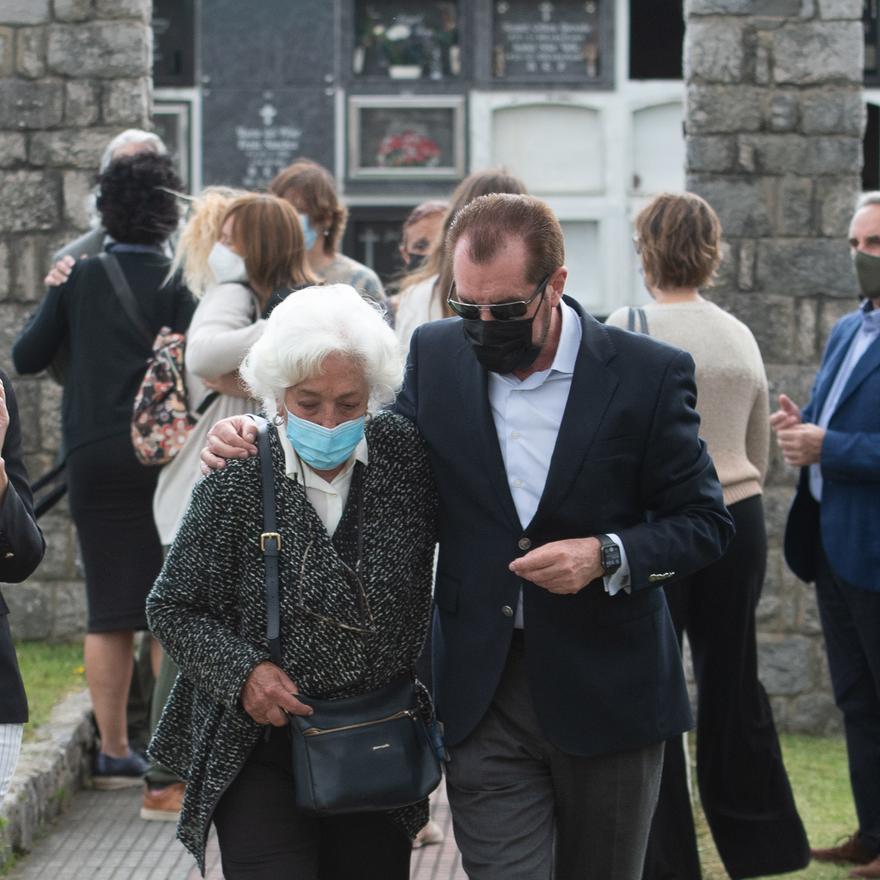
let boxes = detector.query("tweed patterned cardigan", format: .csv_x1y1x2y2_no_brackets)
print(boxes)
146,412,437,873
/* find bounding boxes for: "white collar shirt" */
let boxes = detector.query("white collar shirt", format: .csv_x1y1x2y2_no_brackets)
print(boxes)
276,423,369,537
487,301,629,628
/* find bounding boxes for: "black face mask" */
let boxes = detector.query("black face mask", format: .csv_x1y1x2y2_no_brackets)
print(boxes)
404,252,428,272
462,315,542,374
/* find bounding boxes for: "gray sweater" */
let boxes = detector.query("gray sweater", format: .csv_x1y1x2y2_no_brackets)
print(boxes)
147,413,437,871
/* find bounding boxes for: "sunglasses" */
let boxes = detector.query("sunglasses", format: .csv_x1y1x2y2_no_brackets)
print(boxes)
447,273,552,321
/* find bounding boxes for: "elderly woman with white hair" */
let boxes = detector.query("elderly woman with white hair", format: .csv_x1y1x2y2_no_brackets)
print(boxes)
145,284,438,880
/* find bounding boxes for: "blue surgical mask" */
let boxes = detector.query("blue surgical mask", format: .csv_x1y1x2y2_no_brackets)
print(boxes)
299,214,318,251
285,410,366,471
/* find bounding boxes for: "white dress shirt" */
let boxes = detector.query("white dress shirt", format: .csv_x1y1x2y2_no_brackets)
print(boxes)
276,424,369,537
487,301,630,627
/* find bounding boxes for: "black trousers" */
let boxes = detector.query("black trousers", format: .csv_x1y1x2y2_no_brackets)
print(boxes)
642,495,809,880
213,726,411,880
816,549,880,855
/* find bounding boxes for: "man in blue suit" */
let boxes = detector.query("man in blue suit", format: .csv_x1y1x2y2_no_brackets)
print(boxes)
772,193,880,879
203,194,734,879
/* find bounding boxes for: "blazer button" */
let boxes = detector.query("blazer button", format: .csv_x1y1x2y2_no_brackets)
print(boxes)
501,605,514,617
517,537,531,551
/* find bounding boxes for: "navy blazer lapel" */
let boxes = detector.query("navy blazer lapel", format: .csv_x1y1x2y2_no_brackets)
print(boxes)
834,331,880,415
814,317,860,416
528,304,618,532
454,334,522,532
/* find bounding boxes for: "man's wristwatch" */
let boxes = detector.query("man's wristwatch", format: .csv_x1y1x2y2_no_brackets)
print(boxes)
597,534,621,576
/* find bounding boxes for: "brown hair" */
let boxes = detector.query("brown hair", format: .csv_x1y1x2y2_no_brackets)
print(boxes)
634,192,722,291
446,193,564,286
222,193,315,302
401,168,528,314
268,159,346,256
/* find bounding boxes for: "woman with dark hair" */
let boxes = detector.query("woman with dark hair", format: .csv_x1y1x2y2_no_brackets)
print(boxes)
269,159,385,305
607,192,809,880
13,152,195,789
394,168,527,352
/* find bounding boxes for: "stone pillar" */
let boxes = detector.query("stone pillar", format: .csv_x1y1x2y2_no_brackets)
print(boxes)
684,0,864,733
0,0,153,639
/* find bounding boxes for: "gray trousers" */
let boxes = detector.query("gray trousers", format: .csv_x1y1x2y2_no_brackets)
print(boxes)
445,633,664,880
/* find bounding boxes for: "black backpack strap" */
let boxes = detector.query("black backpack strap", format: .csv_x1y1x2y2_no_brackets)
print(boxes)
254,416,283,666
98,253,154,346
627,307,636,331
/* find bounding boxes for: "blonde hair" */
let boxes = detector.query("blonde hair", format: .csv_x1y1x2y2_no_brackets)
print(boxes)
635,192,722,291
241,284,403,415
168,186,247,297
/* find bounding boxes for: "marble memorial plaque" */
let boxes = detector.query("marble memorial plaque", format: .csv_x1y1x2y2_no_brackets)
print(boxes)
202,89,335,191
492,0,601,81
201,0,334,88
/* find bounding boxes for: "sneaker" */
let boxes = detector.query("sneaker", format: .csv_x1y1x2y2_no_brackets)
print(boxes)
812,832,876,865
92,750,149,790
412,819,444,849
140,781,185,822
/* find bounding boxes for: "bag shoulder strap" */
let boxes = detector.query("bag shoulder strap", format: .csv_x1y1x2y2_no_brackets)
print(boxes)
627,306,650,335
255,416,283,666
98,252,154,346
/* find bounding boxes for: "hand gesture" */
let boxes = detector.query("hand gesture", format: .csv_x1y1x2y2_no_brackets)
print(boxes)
200,415,258,475
509,537,604,595
44,255,78,288
769,393,801,434
241,661,312,727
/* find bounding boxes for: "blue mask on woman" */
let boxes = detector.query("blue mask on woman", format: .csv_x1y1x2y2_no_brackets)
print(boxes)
299,214,318,251
285,411,365,471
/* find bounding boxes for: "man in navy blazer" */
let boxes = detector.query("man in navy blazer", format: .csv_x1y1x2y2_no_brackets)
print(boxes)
396,195,732,879
202,194,734,879
772,193,880,879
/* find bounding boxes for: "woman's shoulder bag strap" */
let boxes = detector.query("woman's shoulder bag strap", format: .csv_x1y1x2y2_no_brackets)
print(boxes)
97,252,154,346
254,416,283,667
626,306,650,336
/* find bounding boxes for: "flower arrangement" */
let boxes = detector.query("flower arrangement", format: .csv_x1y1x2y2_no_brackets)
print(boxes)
376,130,441,167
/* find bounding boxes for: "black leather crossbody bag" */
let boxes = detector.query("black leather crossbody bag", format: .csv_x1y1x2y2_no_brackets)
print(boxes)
254,418,443,815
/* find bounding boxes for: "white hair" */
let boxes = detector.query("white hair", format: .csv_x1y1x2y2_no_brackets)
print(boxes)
99,129,167,172
87,130,169,228
240,284,403,415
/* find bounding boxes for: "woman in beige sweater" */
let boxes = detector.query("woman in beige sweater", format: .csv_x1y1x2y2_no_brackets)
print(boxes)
607,193,809,880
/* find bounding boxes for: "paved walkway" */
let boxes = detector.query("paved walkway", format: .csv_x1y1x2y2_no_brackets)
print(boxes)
8,783,465,879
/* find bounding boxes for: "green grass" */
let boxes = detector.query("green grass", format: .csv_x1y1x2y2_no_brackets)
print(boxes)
13,640,85,742
696,734,857,880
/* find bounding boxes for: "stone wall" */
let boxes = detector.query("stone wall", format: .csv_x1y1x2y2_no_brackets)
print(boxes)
684,0,864,733
0,0,153,639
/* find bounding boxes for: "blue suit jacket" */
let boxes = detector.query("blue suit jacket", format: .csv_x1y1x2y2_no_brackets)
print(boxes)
395,298,734,755
784,310,880,591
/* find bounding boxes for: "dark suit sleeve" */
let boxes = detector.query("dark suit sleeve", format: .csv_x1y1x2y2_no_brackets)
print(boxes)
616,350,734,590
12,275,73,376
0,373,45,582
393,325,420,423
